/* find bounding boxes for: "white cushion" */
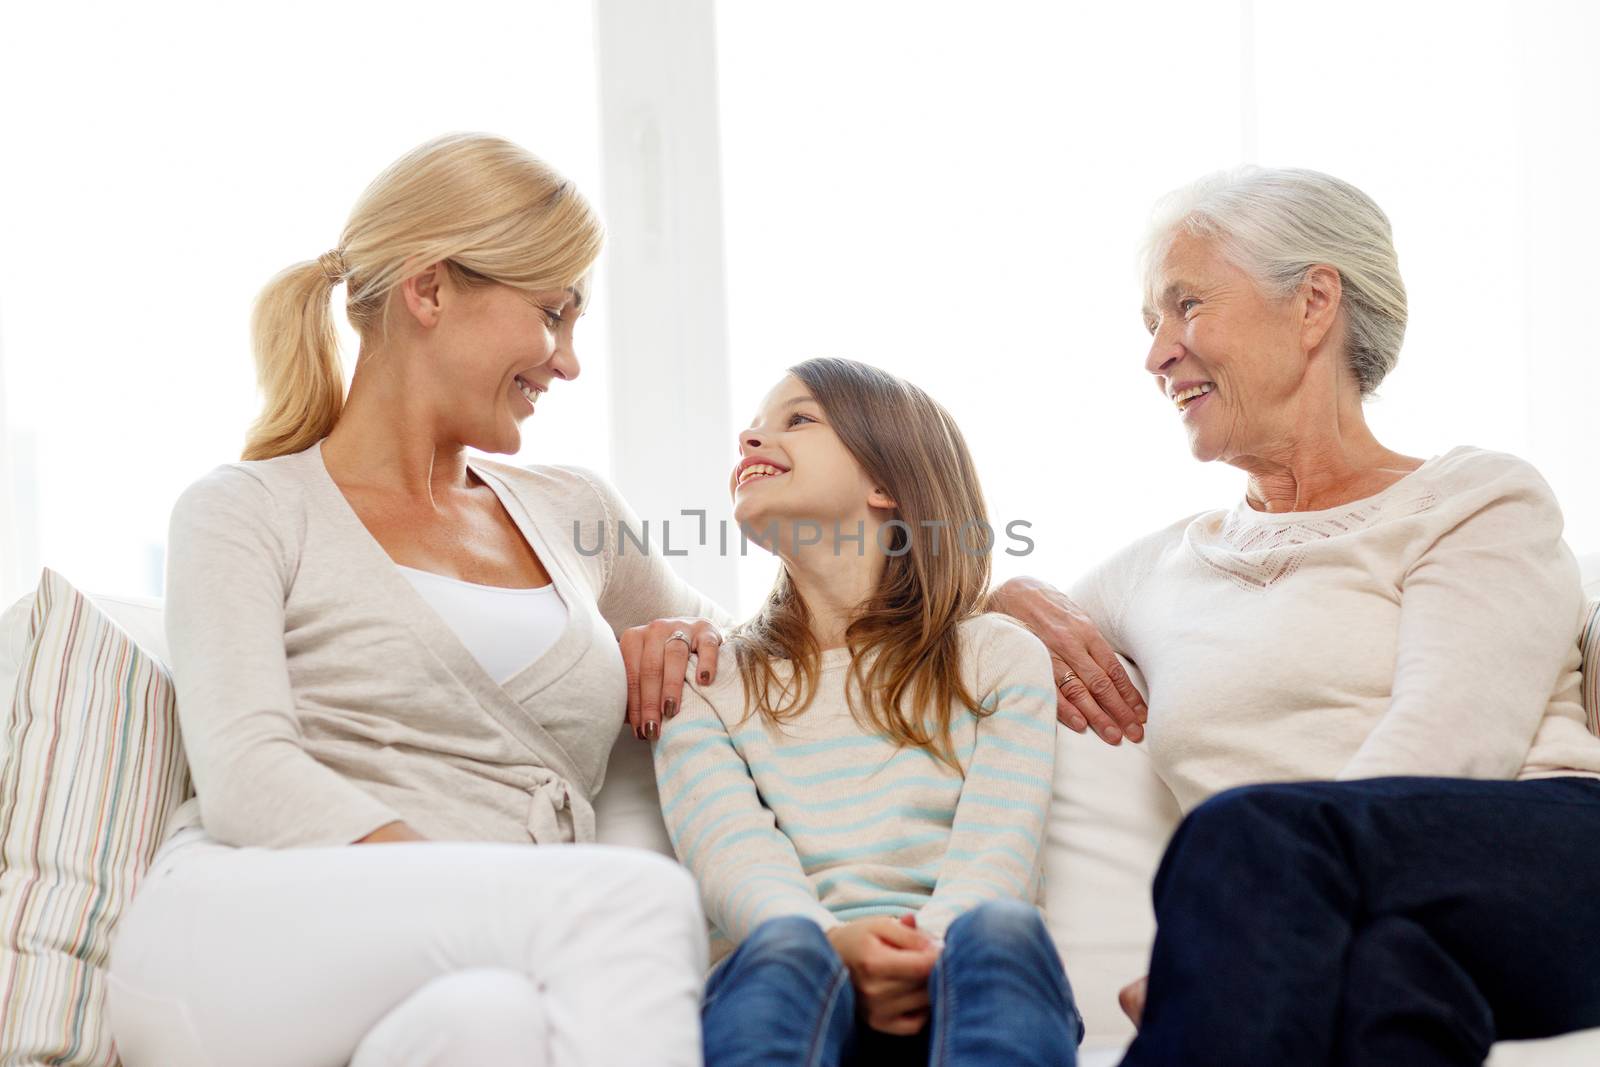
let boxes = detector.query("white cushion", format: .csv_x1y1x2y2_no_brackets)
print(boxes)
1489,1029,1600,1067
0,570,190,1065
87,595,168,669
1579,552,1600,595
593,724,675,856
1044,660,1179,1043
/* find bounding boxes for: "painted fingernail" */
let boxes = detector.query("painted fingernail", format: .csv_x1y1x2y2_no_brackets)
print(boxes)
699,670,710,684
664,698,677,719
1126,723,1144,743
644,720,659,741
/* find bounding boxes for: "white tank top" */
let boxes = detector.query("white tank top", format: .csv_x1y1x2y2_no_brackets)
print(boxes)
397,565,570,684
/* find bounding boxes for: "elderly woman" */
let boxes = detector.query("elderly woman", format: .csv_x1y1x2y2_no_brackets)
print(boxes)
987,168,1600,1065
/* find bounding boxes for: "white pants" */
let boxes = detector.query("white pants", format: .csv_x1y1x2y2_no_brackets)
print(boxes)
105,831,707,1067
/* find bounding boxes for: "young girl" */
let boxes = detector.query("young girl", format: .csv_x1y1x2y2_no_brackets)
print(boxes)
653,358,1083,1067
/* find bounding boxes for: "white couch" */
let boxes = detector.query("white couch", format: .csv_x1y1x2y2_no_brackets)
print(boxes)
5,560,1598,1067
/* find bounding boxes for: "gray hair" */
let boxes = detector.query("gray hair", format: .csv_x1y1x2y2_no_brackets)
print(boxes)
1141,167,1407,396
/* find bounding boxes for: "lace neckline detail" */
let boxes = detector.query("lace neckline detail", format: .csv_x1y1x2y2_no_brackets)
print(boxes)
1188,451,1456,592
1229,452,1446,526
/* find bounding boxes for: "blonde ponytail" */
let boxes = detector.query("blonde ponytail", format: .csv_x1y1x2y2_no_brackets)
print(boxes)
242,259,346,461
240,132,604,461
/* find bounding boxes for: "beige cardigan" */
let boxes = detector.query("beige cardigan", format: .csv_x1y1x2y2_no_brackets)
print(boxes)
160,440,732,850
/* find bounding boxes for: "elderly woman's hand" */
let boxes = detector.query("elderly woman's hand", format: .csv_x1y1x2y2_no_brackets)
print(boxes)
619,617,724,741
988,576,1147,744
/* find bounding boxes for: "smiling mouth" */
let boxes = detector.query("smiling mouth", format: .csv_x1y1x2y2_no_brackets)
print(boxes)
1173,382,1214,414
736,464,788,488
514,375,541,409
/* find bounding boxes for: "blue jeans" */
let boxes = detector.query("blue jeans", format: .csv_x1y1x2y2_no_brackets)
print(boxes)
701,900,1083,1066
1119,776,1600,1067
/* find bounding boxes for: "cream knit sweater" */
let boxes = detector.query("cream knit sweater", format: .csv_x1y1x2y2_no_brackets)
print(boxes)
1070,446,1600,813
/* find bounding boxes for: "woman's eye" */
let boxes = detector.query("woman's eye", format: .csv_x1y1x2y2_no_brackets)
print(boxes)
787,412,813,427
542,309,564,328
1179,298,1199,315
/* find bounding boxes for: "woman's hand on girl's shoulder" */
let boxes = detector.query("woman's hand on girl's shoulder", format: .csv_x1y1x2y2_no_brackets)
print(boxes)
825,917,940,1035
619,617,726,742
988,575,1147,745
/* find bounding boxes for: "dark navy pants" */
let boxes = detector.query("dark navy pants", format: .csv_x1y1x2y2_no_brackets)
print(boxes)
1120,776,1600,1067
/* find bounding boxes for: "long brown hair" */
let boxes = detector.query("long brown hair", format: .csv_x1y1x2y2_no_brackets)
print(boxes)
728,358,994,771
242,132,604,461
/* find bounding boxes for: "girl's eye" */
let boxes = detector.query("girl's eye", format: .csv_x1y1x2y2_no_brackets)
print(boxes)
787,412,814,427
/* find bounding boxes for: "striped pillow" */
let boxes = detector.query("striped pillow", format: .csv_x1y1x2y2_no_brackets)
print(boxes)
0,569,191,1066
1583,598,1599,735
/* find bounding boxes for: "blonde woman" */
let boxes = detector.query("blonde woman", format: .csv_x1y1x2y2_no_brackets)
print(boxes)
654,360,1083,1066
105,134,733,1067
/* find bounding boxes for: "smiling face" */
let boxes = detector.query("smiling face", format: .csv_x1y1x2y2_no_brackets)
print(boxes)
730,374,895,555
399,263,584,455
1142,231,1313,464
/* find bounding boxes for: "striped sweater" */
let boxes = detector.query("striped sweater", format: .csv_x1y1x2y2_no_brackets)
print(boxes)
653,612,1056,957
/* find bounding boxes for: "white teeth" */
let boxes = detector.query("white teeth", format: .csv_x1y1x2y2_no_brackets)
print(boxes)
515,377,538,405
738,463,786,485
1173,382,1214,410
